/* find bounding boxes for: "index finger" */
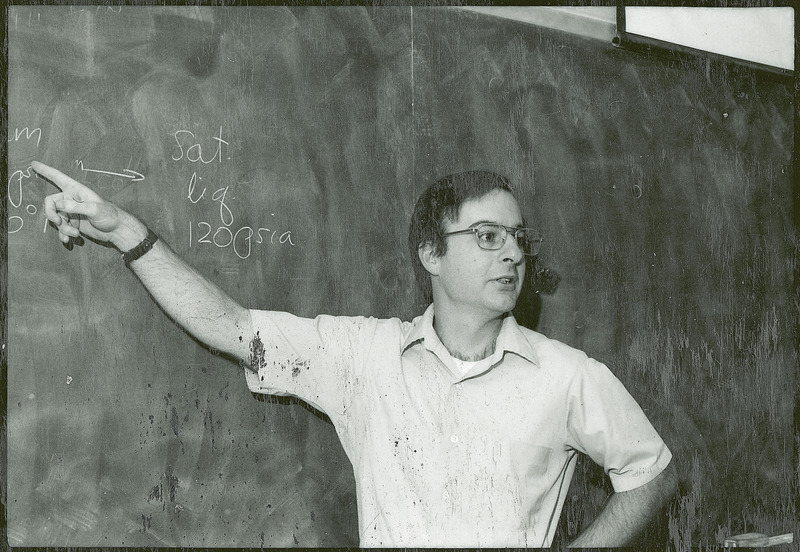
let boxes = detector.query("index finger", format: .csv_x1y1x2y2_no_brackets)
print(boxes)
31,161,88,197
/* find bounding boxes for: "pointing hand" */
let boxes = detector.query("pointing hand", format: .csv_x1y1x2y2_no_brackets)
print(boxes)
34,161,126,247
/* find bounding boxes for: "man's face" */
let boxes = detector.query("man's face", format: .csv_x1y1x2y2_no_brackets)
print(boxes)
428,189,527,321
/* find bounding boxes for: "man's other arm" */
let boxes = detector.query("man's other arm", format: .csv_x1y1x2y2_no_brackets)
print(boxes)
568,460,679,547
34,161,252,365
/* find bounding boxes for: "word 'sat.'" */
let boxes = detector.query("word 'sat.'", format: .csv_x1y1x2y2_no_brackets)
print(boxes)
172,127,230,165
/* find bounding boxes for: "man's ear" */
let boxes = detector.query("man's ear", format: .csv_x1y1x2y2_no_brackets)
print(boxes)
418,242,441,276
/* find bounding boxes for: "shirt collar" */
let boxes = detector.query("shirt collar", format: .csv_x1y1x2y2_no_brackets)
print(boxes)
402,304,435,352
402,304,540,370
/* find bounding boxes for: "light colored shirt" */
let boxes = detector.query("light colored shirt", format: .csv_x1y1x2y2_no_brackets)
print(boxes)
245,305,672,547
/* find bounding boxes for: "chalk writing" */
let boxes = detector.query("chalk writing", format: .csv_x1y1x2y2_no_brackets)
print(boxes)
8,127,42,147
8,166,34,209
211,186,234,227
174,125,296,259
7,121,44,234
189,221,295,260
256,227,296,246
187,173,205,203
75,159,145,182
7,166,38,234
186,174,234,226
8,216,24,234
172,127,229,164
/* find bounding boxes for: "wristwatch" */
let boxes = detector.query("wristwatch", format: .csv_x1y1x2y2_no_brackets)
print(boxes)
122,228,158,265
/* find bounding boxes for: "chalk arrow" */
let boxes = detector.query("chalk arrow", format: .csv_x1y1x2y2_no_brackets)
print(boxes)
75,160,145,182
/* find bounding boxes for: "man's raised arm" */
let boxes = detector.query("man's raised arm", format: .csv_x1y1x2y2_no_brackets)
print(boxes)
33,161,252,365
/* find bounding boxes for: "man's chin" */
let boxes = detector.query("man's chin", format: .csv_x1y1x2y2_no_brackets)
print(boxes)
488,297,520,317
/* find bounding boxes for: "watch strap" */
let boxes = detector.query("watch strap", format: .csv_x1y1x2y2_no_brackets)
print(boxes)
122,228,158,265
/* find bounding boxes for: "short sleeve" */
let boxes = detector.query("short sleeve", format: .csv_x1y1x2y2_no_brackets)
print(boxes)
565,358,672,492
245,309,368,421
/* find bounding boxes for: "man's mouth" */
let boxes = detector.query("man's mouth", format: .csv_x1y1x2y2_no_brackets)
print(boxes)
495,275,517,285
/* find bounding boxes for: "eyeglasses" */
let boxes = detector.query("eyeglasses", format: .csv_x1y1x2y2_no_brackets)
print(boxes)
442,223,543,256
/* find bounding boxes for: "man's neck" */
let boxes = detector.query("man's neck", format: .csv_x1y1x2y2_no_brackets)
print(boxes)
432,307,505,362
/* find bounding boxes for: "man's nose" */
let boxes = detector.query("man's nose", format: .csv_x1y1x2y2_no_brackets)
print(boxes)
501,235,525,264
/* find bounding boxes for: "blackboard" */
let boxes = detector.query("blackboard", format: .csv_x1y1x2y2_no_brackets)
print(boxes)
6,6,797,548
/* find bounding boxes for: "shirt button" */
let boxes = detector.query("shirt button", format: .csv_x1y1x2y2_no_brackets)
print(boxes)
450,434,459,444
455,383,463,390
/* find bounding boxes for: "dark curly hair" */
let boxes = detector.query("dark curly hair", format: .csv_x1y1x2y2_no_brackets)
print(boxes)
407,170,519,306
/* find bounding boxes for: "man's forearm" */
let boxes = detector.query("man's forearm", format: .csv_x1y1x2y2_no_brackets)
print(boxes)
121,214,252,364
568,461,679,548
34,160,252,365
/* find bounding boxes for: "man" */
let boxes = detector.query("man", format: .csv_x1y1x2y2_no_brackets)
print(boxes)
34,162,677,547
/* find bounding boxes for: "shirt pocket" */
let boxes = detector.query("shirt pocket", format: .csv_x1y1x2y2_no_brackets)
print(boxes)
507,440,553,480
504,441,554,514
